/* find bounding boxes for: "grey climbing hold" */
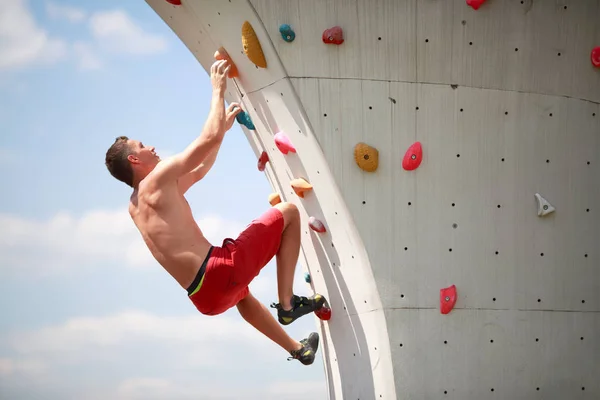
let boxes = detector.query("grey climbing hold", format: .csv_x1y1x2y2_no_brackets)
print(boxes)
535,193,555,217
236,111,255,130
279,24,295,42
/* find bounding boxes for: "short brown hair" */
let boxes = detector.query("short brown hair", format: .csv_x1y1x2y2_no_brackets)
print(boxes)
105,136,134,187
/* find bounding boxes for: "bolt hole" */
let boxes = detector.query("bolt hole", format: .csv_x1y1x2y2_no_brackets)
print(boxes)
425,39,429,43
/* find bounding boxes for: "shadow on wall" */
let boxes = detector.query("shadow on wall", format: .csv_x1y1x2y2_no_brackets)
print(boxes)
310,229,376,398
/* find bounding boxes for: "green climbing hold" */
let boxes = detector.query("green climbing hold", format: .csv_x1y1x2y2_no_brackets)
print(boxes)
236,111,255,130
279,24,295,43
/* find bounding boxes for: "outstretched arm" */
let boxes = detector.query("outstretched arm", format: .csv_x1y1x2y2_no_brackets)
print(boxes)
178,102,242,194
151,60,231,187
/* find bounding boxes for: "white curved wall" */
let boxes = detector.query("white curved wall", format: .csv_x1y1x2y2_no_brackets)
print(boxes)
146,0,600,399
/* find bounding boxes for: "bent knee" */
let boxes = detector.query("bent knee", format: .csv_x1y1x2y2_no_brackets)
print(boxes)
274,201,300,226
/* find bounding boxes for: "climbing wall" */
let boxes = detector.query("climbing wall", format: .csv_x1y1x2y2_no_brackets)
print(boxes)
145,0,600,399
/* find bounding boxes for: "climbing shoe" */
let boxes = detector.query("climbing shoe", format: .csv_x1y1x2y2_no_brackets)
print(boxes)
270,294,325,325
288,332,320,365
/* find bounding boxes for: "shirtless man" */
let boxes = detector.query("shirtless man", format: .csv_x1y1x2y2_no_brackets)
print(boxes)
104,59,325,365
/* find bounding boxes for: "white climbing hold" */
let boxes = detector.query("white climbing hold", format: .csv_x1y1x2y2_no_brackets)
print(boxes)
535,193,555,217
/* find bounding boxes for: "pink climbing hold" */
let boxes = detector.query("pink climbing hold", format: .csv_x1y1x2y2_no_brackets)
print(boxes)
440,285,457,314
274,132,296,154
257,151,269,171
308,216,327,233
165,0,181,5
402,141,423,171
591,46,600,68
466,0,486,10
322,26,344,45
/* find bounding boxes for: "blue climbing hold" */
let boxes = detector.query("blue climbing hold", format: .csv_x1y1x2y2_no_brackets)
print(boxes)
304,272,311,283
236,111,255,130
279,24,295,43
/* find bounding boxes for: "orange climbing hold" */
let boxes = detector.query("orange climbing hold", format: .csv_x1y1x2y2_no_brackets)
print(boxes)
274,132,296,154
268,193,281,206
308,216,326,233
214,47,239,78
257,151,269,171
440,285,457,314
354,142,379,172
402,141,423,171
466,0,486,10
290,178,313,198
242,21,267,68
322,26,344,45
591,46,600,67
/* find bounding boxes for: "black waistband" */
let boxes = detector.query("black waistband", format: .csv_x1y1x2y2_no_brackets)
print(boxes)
186,246,214,295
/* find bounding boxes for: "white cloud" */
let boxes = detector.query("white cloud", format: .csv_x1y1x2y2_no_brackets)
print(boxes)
89,10,167,55
0,0,67,70
0,208,245,276
45,1,86,23
72,41,102,70
0,310,326,399
0,357,46,376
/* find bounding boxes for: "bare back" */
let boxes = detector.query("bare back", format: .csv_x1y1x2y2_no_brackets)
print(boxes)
129,164,212,289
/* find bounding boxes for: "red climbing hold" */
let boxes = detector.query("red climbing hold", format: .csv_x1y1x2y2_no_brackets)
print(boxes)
165,0,181,5
257,151,269,171
466,0,486,10
274,132,296,154
440,285,457,314
316,306,331,321
402,141,423,171
322,26,344,45
591,47,600,68
308,216,327,233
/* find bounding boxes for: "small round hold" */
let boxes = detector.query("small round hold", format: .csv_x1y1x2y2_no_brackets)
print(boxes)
591,46,600,67
354,142,379,172
308,216,327,233
279,24,296,43
322,26,344,45
304,272,311,283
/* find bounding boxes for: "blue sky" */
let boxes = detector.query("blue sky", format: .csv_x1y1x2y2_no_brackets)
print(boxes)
0,1,326,398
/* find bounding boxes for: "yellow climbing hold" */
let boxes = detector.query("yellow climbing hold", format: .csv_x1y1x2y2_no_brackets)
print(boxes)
290,178,313,198
268,193,281,206
354,142,379,172
242,21,267,68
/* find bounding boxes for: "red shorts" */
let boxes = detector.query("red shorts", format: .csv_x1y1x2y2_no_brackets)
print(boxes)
187,207,284,316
